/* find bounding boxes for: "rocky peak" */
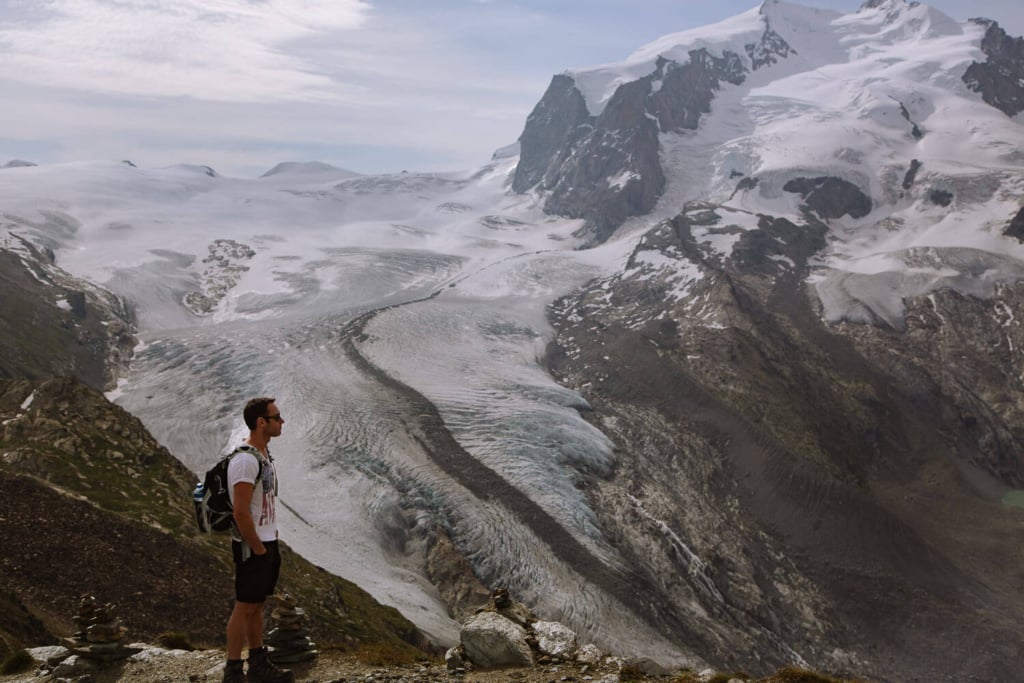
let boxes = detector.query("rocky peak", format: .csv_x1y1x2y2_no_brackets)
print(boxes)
962,20,1024,117
858,0,906,10
751,3,799,69
511,75,591,194
513,49,750,245
746,26,797,70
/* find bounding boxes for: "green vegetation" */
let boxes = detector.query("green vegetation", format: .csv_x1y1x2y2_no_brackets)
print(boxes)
0,588,52,661
762,666,867,682
352,642,430,667
0,377,427,658
1002,490,1024,509
0,649,33,675
157,631,196,651
619,662,648,681
668,667,871,683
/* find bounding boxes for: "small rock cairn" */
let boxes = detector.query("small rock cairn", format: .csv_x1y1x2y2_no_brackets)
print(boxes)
267,592,318,664
63,594,141,662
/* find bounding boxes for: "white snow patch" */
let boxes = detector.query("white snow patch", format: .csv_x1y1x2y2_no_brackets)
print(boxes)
20,391,35,411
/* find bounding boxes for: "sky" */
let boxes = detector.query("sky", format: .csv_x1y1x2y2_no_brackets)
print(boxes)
0,0,1022,179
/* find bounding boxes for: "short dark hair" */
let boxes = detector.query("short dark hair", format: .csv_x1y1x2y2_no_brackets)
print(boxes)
243,397,276,429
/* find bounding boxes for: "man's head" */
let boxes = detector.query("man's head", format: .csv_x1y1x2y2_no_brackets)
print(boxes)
243,397,284,437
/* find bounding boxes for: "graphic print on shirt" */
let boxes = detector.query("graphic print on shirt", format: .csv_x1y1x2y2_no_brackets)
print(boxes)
259,461,276,528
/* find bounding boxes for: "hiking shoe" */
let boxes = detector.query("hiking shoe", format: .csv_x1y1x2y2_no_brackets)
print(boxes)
247,649,294,683
222,661,246,683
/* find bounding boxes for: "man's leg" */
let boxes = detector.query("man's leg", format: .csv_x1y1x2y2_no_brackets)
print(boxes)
226,600,264,659
232,543,292,683
245,600,264,650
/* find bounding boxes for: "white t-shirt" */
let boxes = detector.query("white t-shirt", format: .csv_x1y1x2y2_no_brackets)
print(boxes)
226,445,278,543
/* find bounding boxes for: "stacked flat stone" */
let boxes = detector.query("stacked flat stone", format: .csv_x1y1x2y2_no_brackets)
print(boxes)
266,593,318,664
63,594,141,662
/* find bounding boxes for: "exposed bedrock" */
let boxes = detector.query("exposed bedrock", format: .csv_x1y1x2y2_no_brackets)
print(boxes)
543,205,1024,681
1003,205,1024,241
513,50,747,245
0,235,135,390
782,177,873,220
901,159,922,190
511,75,591,194
962,20,1024,117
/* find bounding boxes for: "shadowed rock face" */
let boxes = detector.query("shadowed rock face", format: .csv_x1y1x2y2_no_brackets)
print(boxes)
0,236,135,391
513,50,748,246
746,27,796,69
1005,206,1024,241
902,159,922,190
783,177,873,219
962,20,1024,117
730,215,828,276
511,75,591,194
545,203,1024,682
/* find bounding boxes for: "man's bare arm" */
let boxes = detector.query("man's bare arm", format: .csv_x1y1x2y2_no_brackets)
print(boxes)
232,482,266,555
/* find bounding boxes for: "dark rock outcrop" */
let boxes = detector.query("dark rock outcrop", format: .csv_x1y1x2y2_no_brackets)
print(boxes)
745,27,796,70
512,5,802,246
928,188,954,206
962,20,1024,117
1005,206,1024,241
0,234,135,391
730,215,828,276
545,197,1024,681
783,176,873,219
902,159,922,189
511,75,591,194
898,102,924,139
514,50,748,245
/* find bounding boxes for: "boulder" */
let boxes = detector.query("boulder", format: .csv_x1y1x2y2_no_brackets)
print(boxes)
460,611,533,669
484,587,536,628
533,620,577,658
444,644,465,672
576,643,603,665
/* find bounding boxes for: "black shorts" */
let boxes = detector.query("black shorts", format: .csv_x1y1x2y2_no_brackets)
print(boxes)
232,540,281,604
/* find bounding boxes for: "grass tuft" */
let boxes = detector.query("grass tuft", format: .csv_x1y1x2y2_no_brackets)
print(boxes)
0,649,34,675
761,667,855,683
156,631,195,651
353,642,422,667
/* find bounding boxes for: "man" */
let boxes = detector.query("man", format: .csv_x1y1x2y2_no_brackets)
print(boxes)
223,397,293,683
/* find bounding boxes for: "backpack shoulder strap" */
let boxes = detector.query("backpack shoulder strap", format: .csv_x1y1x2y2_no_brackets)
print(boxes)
233,444,264,482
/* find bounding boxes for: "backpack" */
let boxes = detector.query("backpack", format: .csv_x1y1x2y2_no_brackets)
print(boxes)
193,444,264,533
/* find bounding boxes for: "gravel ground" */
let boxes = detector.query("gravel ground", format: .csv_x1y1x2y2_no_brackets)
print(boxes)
0,646,635,683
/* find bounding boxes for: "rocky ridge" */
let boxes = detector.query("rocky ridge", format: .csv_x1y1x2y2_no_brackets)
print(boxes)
511,4,792,245
0,226,134,391
0,377,425,663
962,19,1024,117
513,48,750,245
543,195,1024,682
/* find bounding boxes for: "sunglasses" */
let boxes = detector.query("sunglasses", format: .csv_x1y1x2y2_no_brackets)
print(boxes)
263,413,284,422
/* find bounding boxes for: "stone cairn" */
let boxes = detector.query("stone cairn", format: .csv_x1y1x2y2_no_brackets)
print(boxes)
267,593,318,664
63,594,141,662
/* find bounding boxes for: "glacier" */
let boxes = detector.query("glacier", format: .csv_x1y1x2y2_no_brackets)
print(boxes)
3,0,1024,675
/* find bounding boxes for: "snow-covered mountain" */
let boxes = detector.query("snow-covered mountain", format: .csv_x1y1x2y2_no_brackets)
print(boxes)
2,1,1023,680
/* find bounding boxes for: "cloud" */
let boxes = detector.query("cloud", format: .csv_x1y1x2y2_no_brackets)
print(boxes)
0,0,370,102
